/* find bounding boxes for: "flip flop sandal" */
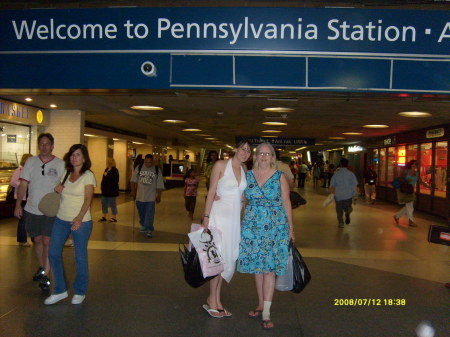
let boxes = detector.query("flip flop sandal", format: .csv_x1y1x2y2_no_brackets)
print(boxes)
202,304,223,318
218,308,232,317
262,319,274,330
248,309,263,319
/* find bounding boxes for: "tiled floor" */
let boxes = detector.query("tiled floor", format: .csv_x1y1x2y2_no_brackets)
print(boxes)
0,182,449,337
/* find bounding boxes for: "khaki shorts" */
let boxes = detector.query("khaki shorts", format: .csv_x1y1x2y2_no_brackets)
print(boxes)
24,210,55,238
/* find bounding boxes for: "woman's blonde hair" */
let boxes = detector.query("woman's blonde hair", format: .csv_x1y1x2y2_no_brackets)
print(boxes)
253,142,276,170
20,153,33,167
107,157,116,167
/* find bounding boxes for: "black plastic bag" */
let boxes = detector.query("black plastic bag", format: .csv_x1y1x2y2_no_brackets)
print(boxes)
290,191,307,209
179,244,214,288
290,241,311,293
6,185,15,203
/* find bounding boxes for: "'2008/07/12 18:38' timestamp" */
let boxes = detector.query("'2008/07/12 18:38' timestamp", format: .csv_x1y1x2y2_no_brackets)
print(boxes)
334,299,406,306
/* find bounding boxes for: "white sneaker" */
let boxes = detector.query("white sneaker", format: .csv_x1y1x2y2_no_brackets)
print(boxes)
44,291,68,305
72,294,85,304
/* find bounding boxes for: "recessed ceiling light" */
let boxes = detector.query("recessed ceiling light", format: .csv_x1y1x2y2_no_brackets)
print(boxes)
262,130,282,133
342,132,363,135
205,138,218,140
262,122,288,126
398,111,432,117
25,97,32,102
262,107,294,113
262,135,278,138
84,134,96,137
328,137,345,140
132,141,144,145
163,119,186,123
363,124,389,128
182,129,202,132
130,105,163,111
113,138,119,141
50,104,57,108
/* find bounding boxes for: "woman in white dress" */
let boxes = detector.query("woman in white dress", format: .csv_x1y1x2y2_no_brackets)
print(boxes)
201,140,252,318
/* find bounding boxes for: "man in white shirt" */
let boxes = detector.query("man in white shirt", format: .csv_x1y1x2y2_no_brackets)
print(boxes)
275,151,294,189
14,133,65,292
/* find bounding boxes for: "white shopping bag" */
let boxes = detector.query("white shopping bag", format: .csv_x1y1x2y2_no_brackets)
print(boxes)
188,225,224,278
322,193,335,207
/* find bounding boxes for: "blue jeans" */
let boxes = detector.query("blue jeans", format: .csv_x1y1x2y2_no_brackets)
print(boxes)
101,196,118,215
49,217,92,295
136,201,155,232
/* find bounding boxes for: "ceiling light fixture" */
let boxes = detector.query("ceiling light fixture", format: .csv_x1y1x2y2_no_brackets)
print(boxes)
205,138,218,140
130,105,163,111
328,137,345,140
195,134,211,137
262,122,288,126
295,147,306,151
113,138,119,141
163,119,186,123
84,134,96,137
50,104,57,108
342,132,363,135
262,107,294,113
363,124,389,128
262,135,278,138
182,129,202,132
25,97,32,102
132,141,144,144
262,130,282,133
397,111,432,117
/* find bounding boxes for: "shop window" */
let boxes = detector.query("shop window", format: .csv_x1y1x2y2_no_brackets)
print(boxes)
406,144,418,164
387,147,396,184
434,141,447,198
419,143,432,195
397,145,406,168
379,148,387,186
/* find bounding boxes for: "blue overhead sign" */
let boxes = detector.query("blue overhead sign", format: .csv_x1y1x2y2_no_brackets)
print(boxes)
0,7,449,55
0,7,449,92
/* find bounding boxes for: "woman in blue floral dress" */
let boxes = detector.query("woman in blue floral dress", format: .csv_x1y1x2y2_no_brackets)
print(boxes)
238,142,295,330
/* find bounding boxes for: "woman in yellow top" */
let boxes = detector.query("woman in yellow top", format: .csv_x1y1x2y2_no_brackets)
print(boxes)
44,144,96,305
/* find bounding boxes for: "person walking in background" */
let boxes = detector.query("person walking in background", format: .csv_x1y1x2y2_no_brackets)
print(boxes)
99,157,119,223
201,140,251,318
322,160,330,188
45,144,96,305
205,150,219,191
133,154,143,170
325,163,335,188
130,154,165,238
297,161,309,188
364,165,378,204
238,142,294,330
184,168,199,220
10,153,33,247
393,160,429,227
289,161,297,186
275,151,294,190
312,163,320,188
14,133,65,292
183,154,191,174
329,158,358,228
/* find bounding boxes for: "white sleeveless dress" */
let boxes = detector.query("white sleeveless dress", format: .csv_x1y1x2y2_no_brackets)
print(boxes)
208,159,246,283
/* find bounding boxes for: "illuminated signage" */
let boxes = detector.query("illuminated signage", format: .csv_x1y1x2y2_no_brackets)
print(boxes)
348,145,364,152
426,128,444,139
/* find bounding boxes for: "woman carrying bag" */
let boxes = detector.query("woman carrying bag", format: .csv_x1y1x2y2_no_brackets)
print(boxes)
44,144,96,305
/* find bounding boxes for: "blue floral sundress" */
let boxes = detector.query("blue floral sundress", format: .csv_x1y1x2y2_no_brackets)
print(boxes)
237,170,289,276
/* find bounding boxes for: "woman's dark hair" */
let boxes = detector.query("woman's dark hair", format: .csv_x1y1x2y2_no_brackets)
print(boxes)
406,160,417,169
134,154,143,169
236,138,251,150
64,144,91,174
206,150,219,164
184,168,195,179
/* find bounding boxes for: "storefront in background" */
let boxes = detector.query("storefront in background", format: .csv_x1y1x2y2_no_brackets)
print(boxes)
368,124,449,219
0,99,49,217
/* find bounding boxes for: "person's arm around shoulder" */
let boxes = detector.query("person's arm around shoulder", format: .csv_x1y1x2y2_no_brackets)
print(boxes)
71,172,95,230
202,160,226,229
280,173,295,242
